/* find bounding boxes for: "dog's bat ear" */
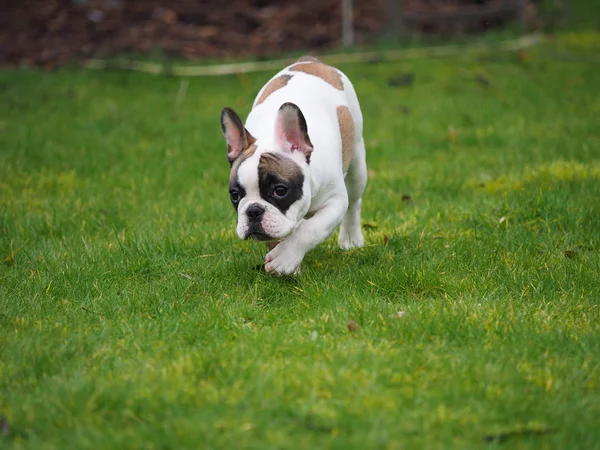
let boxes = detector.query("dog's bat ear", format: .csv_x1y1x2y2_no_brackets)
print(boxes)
274,102,313,164
220,107,256,164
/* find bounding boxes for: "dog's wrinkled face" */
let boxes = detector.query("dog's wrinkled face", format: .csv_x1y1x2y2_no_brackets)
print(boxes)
221,103,313,242
230,151,310,241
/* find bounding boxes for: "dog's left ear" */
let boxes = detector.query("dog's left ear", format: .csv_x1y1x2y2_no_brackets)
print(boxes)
220,107,256,164
275,102,313,163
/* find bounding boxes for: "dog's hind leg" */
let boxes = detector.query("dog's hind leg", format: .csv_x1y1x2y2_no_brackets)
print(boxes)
338,136,366,250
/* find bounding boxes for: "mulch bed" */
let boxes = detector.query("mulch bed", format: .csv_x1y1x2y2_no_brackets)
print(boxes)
0,0,538,68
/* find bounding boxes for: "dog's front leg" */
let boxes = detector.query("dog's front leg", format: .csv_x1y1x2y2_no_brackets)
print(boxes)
265,194,348,276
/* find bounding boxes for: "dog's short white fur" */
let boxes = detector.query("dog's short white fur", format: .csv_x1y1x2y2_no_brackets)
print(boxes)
221,57,367,275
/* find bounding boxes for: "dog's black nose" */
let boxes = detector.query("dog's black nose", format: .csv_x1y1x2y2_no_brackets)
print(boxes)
246,204,265,220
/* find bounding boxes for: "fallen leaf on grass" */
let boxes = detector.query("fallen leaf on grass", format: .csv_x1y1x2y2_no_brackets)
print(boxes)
388,73,414,88
0,416,10,436
563,250,575,259
482,427,553,443
360,55,383,64
0,415,27,440
362,222,378,230
475,74,491,87
290,416,333,433
447,125,459,143
81,306,103,317
398,105,412,114
347,320,359,332
518,50,530,64
301,421,332,433
3,251,14,266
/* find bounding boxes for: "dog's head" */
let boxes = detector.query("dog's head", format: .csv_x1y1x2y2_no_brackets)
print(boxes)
220,103,313,242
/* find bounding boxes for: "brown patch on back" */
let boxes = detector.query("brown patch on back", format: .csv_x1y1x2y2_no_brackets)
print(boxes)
229,144,257,184
256,75,293,106
337,106,355,172
289,62,344,91
295,55,321,63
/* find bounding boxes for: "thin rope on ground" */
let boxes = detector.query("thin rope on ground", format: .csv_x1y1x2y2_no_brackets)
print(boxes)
83,33,544,77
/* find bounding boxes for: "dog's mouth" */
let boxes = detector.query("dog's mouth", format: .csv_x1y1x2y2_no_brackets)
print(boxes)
246,231,272,241
244,221,273,241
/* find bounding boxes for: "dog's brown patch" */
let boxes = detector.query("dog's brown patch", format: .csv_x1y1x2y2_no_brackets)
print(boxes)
295,55,321,63
256,75,293,106
229,144,257,184
289,62,344,91
258,152,303,182
258,152,305,213
337,106,354,172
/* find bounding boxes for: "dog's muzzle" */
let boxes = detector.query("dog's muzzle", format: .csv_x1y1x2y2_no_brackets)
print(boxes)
244,203,271,241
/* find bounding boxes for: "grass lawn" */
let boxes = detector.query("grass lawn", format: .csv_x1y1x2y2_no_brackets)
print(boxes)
1,29,600,449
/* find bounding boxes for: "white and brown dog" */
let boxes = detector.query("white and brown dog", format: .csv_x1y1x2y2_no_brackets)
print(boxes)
220,56,367,275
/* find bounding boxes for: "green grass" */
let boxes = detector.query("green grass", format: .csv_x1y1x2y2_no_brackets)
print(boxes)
1,30,600,449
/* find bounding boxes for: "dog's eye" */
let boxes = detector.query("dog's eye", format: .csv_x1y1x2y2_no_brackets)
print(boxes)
229,189,241,202
273,185,288,199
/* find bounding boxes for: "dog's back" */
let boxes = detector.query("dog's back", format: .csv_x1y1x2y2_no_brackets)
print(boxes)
246,57,363,177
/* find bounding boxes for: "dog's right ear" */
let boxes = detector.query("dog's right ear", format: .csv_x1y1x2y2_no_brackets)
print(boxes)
220,107,256,164
274,102,313,164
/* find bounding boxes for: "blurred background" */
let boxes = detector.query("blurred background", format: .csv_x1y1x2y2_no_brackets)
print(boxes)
0,0,561,68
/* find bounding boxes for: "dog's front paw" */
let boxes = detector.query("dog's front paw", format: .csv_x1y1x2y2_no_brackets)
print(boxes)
265,241,304,276
338,227,364,250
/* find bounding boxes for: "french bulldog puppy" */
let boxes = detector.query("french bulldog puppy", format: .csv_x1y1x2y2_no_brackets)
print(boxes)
220,56,367,275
